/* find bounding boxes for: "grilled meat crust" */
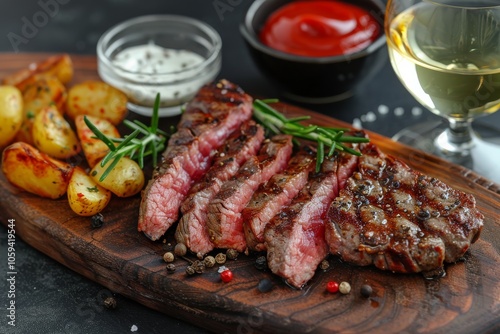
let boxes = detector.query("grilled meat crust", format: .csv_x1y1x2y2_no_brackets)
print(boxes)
243,146,316,252
206,135,293,252
138,80,253,240
325,143,484,274
175,121,265,257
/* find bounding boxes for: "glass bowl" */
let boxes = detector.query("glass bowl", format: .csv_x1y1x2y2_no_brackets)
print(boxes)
97,15,222,117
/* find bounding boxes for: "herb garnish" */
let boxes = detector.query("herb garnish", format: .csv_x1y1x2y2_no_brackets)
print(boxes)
252,99,369,172
84,94,169,181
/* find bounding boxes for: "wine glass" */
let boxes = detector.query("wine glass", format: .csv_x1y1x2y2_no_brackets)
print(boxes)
385,0,500,183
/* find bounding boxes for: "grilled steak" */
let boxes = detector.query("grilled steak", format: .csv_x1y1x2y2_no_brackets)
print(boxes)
138,80,253,240
175,121,265,257
265,150,359,289
206,135,293,252
325,143,484,274
243,146,316,252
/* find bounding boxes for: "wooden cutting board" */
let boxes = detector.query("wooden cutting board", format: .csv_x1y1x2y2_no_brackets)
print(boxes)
1,53,499,334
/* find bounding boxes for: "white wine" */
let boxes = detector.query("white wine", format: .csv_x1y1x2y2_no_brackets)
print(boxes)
387,2,500,120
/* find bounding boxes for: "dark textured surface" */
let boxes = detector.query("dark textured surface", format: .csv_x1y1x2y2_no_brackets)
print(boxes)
0,1,499,334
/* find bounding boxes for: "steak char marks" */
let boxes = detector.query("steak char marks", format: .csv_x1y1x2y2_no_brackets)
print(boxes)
325,143,484,274
206,135,293,252
175,121,265,257
138,80,253,241
265,150,359,289
243,146,316,252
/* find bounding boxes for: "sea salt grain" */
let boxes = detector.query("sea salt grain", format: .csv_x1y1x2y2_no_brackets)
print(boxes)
412,107,423,116
394,107,405,116
365,111,377,122
131,325,138,332
352,118,362,129
378,104,389,115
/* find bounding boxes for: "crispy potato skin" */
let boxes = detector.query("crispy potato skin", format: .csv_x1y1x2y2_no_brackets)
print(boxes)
90,157,145,198
0,85,23,148
16,76,67,145
75,115,120,168
67,167,112,216
2,54,73,90
32,106,81,159
2,142,74,199
66,81,128,125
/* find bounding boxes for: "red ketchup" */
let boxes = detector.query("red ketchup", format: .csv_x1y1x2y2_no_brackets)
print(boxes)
259,0,381,57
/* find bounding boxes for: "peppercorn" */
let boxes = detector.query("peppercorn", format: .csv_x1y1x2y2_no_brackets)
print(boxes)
220,269,233,283
204,256,216,268
226,249,239,260
185,266,196,276
215,253,226,264
360,284,373,298
103,296,117,309
339,281,351,294
192,260,205,274
174,243,187,256
91,213,104,228
320,259,330,270
163,252,175,263
166,264,176,273
257,279,273,293
255,256,267,270
326,281,339,293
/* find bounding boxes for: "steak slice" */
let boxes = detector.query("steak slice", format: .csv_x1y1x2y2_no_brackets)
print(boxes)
265,150,359,289
206,135,293,252
325,143,484,274
175,121,265,257
138,80,253,240
243,146,316,252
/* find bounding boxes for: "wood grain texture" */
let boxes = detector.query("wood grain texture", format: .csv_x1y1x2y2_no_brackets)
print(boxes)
0,53,499,334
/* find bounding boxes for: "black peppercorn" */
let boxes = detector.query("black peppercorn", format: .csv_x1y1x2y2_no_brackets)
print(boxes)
226,249,239,260
91,213,104,228
257,278,273,293
255,256,267,270
185,266,196,276
360,284,373,298
166,264,176,273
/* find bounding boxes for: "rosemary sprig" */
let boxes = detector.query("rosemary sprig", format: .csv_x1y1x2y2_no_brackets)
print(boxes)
84,94,169,181
252,99,369,172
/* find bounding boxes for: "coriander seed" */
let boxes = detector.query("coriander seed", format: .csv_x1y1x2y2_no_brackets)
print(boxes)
174,243,187,256
226,249,239,260
163,252,175,263
185,266,196,276
192,260,205,274
204,256,216,268
339,281,351,294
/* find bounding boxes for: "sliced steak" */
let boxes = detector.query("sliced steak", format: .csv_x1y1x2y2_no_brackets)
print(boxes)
325,142,484,274
175,121,265,257
138,80,253,240
243,146,316,252
265,150,359,289
206,135,293,252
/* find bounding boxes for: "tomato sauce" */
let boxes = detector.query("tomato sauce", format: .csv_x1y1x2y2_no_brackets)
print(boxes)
259,0,381,57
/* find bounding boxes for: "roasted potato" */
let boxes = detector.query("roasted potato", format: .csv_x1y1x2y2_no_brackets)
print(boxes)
2,142,74,199
66,81,128,125
0,85,23,148
2,54,73,90
90,157,144,198
67,167,112,216
15,76,67,145
75,115,120,168
32,106,81,159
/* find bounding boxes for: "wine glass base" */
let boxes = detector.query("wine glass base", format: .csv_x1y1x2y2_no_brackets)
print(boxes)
392,121,500,184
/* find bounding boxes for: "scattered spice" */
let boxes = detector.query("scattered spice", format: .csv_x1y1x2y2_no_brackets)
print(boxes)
163,252,175,263
166,263,176,273
326,281,339,293
192,260,205,274
257,278,273,293
339,281,351,294
174,243,187,256
220,269,233,283
90,213,104,228
185,266,196,276
360,284,373,298
226,249,239,260
215,253,226,264
204,256,216,268
103,296,117,309
320,259,330,270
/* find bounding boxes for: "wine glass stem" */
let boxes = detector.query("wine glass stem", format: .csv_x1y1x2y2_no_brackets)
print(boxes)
435,118,475,155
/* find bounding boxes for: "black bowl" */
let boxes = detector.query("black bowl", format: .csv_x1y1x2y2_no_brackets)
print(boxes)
240,0,387,103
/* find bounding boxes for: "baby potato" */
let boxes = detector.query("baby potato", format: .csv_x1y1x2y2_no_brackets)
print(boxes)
0,85,23,148
32,106,81,159
2,54,73,89
75,115,120,168
66,81,128,125
90,157,144,198
2,142,73,199
67,167,111,216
